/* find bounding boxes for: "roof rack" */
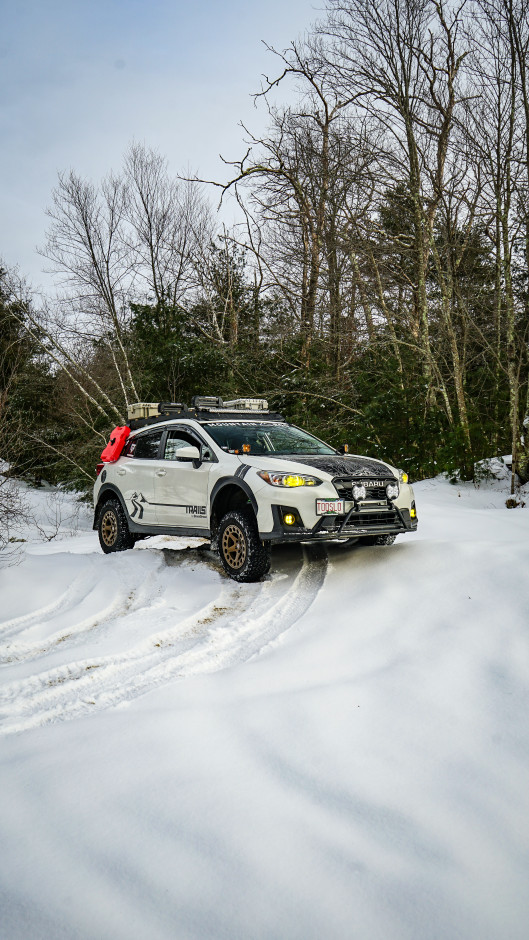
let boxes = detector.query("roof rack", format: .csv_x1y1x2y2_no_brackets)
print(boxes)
126,398,284,430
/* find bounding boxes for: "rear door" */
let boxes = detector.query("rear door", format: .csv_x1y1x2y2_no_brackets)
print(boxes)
118,428,164,525
154,428,214,528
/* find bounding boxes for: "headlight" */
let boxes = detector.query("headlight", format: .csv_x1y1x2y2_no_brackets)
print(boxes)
257,470,322,487
399,469,409,484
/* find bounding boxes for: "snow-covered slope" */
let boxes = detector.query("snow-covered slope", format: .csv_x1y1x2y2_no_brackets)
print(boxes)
0,473,528,939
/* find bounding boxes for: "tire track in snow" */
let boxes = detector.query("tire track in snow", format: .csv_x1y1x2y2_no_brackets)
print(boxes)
0,543,327,735
0,556,166,664
0,573,88,639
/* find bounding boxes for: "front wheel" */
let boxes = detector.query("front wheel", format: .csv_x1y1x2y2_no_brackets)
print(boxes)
218,511,271,582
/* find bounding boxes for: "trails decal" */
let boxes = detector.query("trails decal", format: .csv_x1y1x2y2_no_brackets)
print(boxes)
130,492,146,519
128,492,206,519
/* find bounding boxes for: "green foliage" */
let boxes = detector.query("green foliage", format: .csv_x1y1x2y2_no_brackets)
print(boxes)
0,175,522,494
126,301,229,404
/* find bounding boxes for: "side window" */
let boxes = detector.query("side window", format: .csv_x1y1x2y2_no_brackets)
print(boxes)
122,437,136,457
133,430,164,459
164,431,196,461
163,429,217,463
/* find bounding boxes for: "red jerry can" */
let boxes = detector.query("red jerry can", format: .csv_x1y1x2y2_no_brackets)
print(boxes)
100,426,131,463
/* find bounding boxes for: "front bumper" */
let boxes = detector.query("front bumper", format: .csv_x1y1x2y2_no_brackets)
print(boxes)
262,502,418,542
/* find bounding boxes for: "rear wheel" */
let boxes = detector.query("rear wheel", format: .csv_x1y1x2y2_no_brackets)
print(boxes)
218,511,271,582
97,499,135,553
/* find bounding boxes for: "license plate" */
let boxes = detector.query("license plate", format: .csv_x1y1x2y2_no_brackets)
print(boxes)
316,499,345,515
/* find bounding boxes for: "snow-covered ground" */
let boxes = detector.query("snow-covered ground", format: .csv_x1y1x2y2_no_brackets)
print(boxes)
1,469,528,939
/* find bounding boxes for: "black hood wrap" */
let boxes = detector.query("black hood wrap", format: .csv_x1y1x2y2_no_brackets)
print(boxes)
272,454,393,477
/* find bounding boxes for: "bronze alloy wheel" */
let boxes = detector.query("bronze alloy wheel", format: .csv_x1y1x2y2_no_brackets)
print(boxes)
221,523,247,570
100,509,118,548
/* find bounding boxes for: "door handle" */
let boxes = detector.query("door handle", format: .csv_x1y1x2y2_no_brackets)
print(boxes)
155,469,166,477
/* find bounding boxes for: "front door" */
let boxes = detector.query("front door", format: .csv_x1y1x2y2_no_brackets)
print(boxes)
154,429,212,528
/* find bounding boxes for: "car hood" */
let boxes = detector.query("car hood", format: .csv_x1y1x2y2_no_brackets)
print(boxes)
239,453,396,479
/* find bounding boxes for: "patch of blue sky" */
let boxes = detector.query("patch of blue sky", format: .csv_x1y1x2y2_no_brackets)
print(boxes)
0,0,318,286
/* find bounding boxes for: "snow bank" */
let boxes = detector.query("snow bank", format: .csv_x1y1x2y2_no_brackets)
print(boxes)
0,475,528,939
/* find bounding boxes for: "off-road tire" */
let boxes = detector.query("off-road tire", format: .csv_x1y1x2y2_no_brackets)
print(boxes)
358,533,397,547
97,498,135,554
218,510,271,582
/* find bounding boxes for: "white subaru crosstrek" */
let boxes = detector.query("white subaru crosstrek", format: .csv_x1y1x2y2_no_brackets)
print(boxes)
93,397,418,582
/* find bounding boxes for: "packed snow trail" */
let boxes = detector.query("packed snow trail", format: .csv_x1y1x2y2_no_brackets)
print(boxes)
0,542,327,735
1,473,529,940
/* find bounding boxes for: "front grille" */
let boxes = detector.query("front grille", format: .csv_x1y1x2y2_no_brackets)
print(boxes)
353,511,397,525
321,509,398,531
333,476,394,500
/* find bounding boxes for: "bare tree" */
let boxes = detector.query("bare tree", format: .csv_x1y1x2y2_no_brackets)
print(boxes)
124,143,211,309
41,169,139,405
321,1,471,421
191,42,358,364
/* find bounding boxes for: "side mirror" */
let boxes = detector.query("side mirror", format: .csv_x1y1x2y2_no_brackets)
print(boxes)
176,445,201,462
338,444,349,455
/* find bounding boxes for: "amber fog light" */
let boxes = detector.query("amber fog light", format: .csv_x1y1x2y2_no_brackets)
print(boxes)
283,513,296,526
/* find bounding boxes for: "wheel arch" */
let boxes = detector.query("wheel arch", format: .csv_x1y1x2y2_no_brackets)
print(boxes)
93,484,129,529
210,478,258,538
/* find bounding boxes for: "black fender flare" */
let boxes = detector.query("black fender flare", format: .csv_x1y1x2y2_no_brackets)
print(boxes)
93,483,130,529
210,476,258,521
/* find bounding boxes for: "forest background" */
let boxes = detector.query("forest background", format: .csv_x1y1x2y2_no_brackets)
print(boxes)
2,0,529,500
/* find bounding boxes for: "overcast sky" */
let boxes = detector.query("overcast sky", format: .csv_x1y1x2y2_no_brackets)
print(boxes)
1,0,319,292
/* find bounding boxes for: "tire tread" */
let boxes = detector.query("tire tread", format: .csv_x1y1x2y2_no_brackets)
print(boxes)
97,498,135,553
218,510,271,582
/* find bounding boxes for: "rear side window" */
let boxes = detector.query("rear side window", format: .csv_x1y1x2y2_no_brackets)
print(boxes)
131,430,163,459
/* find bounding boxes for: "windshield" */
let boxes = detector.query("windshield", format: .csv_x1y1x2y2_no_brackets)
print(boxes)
203,422,336,456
